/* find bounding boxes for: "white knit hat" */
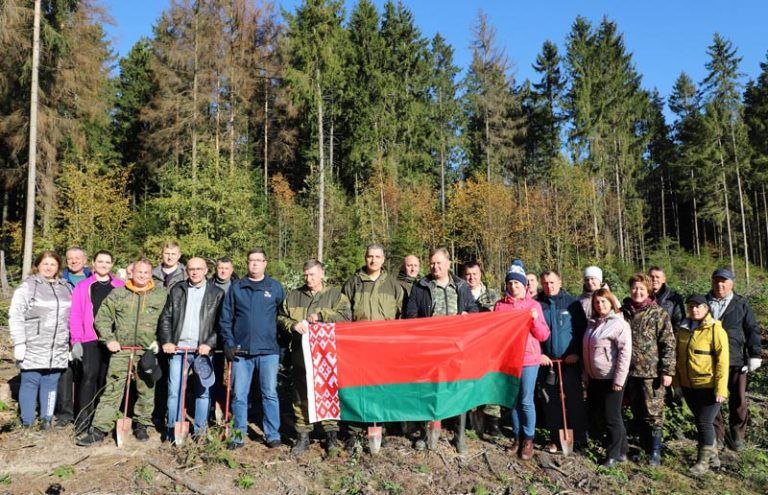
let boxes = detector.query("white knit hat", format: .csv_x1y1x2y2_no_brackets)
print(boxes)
583,266,603,283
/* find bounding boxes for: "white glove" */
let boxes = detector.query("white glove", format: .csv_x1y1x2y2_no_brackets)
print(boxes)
748,358,762,372
14,344,26,362
148,341,159,354
71,342,83,361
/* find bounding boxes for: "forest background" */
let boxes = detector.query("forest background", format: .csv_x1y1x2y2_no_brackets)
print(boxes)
2,0,768,305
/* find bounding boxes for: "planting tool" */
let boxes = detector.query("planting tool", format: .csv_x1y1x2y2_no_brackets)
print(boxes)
174,347,193,445
555,359,574,456
368,423,383,454
116,346,142,447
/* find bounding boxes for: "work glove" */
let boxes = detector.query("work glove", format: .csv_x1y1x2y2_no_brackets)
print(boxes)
224,346,237,362
71,342,83,361
148,341,159,354
13,344,26,362
748,358,762,372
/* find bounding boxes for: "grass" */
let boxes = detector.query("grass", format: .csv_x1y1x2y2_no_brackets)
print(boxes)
380,479,404,495
52,465,75,480
235,473,256,489
0,473,10,485
135,465,154,483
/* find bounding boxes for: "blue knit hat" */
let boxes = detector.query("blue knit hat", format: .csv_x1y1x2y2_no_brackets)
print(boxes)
505,259,528,286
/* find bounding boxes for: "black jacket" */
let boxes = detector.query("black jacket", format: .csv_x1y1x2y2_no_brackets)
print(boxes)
158,281,225,348
706,292,762,367
653,284,685,329
405,273,478,318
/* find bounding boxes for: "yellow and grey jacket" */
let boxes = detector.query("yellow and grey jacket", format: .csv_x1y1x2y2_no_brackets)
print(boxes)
674,314,729,398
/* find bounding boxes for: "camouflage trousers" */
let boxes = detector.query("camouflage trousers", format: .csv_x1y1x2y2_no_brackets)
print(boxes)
625,377,665,431
92,351,155,433
291,353,338,434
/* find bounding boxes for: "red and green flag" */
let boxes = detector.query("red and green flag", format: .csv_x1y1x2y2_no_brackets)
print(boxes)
303,311,530,423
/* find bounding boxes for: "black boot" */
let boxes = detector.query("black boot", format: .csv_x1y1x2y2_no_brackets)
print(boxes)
325,431,340,456
133,424,149,442
485,416,501,438
76,428,106,447
291,432,310,456
649,430,663,466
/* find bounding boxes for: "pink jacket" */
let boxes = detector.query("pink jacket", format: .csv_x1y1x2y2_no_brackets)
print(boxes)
582,312,632,386
494,294,550,367
69,275,125,344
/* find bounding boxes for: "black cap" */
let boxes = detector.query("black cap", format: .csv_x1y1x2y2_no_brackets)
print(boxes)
685,294,708,306
711,268,734,281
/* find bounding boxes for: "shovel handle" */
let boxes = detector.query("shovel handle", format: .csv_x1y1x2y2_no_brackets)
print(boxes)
224,360,232,438
122,350,136,419
179,348,190,423
554,359,569,431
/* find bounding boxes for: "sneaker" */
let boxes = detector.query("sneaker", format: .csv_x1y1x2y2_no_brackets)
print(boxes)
40,418,53,431
266,438,282,449
519,438,534,460
227,441,244,450
76,428,106,447
133,424,149,442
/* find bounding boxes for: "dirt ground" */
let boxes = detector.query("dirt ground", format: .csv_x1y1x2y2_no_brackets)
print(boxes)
1,330,767,495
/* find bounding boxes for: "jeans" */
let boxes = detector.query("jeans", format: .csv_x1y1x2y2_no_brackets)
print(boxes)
511,364,539,439
231,354,280,444
19,370,62,426
167,352,211,433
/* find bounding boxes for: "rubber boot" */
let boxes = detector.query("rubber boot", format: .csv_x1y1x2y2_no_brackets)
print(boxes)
689,445,716,476
454,413,467,454
485,416,501,439
291,432,310,456
649,430,663,466
325,431,340,457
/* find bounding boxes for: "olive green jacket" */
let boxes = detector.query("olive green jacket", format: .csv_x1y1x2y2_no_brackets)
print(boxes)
277,285,351,334
94,282,167,348
342,268,404,321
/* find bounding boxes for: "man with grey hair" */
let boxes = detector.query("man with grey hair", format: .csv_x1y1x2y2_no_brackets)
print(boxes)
279,259,351,456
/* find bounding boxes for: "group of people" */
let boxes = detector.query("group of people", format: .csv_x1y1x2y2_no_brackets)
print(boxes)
7,242,763,477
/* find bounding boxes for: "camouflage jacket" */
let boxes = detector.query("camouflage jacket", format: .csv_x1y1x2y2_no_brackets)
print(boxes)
473,285,500,312
622,301,676,378
94,281,167,348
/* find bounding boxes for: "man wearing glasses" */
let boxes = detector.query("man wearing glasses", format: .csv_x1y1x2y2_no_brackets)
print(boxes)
220,248,286,449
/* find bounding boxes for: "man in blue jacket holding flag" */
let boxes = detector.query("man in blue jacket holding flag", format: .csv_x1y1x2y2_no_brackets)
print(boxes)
220,248,285,450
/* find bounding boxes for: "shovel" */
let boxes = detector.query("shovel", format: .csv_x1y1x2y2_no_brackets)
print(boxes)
223,360,232,440
116,346,140,447
555,359,574,456
426,420,441,450
174,347,192,446
368,423,383,454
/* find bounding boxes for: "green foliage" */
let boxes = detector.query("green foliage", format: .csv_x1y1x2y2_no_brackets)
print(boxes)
379,479,404,495
235,473,256,489
0,473,10,485
53,465,75,480
736,448,768,489
472,485,489,495
139,149,266,262
134,465,154,483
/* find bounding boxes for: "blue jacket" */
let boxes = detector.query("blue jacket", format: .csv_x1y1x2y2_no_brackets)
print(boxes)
538,289,587,359
219,275,285,356
63,267,91,288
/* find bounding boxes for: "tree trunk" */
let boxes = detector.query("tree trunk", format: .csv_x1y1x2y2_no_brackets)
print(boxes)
591,178,600,258
329,118,334,183
660,172,667,242
717,137,734,273
22,0,42,277
614,162,625,261
440,132,446,215
191,3,200,181
485,105,491,182
754,189,763,268
214,76,221,173
316,74,325,261
730,124,749,284
691,169,701,256
228,103,235,174
263,77,269,196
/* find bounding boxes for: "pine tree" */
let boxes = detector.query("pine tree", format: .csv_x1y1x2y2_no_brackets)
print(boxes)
526,40,565,180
